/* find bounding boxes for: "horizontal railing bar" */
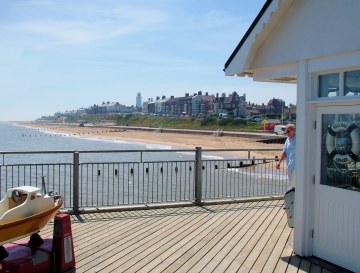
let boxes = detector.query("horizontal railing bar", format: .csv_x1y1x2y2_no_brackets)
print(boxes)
0,150,77,155
0,163,72,166
0,159,278,166
204,158,279,161
78,149,196,154
0,148,282,155
80,160,196,164
202,148,282,152
1,159,280,167
0,149,195,155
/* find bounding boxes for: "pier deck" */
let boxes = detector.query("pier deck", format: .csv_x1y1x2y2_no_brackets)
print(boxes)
41,200,345,272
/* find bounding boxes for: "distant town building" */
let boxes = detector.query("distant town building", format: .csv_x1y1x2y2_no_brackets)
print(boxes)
283,104,296,120
105,102,125,113
267,98,285,113
213,92,247,117
155,96,170,115
50,91,295,120
85,102,125,115
191,91,213,116
166,93,192,116
142,99,149,114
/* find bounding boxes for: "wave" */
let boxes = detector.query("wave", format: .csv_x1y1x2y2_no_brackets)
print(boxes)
175,151,225,160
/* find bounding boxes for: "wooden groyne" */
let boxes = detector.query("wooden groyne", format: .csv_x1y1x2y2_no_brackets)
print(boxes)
256,136,286,144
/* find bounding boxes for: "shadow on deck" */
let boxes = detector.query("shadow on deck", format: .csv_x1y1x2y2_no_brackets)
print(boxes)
41,200,351,273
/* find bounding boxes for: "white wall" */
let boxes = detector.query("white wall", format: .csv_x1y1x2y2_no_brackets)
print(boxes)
253,0,360,70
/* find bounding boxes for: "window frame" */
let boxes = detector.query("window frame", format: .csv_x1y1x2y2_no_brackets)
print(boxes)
316,69,360,98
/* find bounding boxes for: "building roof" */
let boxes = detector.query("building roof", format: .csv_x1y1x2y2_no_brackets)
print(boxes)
223,0,297,82
268,98,285,104
224,0,360,83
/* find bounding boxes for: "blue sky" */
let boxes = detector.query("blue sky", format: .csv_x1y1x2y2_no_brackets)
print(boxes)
0,0,296,121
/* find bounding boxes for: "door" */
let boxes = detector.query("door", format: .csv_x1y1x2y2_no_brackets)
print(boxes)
313,106,360,272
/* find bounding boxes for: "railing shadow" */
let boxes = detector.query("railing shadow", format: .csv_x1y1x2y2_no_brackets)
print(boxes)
69,200,284,223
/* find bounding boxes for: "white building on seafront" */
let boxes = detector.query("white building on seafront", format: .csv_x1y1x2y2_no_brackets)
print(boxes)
224,0,360,271
136,92,142,109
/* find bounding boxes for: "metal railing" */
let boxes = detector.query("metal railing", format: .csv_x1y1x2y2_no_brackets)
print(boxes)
0,148,286,213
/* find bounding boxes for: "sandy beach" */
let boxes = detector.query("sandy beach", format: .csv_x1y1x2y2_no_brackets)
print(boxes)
22,123,283,159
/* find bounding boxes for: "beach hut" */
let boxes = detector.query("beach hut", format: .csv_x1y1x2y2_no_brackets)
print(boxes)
261,118,281,131
224,0,360,271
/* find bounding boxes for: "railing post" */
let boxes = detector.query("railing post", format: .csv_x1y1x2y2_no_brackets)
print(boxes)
73,151,80,214
195,146,202,205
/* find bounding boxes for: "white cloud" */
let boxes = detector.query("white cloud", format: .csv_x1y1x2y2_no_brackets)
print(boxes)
5,3,169,47
0,0,296,121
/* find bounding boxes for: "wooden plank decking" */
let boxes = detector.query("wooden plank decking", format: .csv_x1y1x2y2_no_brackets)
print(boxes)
40,200,345,272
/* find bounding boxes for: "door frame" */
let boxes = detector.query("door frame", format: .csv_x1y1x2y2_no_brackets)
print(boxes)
313,105,360,270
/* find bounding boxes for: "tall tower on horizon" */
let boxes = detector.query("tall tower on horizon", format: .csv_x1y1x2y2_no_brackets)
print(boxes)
136,92,142,109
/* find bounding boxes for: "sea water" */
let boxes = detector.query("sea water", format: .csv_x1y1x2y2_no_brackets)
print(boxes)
0,122,287,206
0,122,199,164
0,122,196,204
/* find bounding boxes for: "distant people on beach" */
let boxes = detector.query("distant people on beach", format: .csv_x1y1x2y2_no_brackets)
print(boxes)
276,124,296,189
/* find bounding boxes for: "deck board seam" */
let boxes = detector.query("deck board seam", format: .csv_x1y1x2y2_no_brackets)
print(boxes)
92,202,242,268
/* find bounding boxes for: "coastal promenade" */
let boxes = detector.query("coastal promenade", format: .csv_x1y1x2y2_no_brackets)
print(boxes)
108,125,287,143
105,125,272,138
72,123,280,139
41,200,343,272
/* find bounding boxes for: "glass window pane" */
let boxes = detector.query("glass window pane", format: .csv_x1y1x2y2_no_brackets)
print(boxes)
319,73,339,97
345,70,360,96
321,113,360,191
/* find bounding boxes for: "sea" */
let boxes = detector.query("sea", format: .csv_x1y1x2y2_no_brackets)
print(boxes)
0,122,224,164
0,122,287,206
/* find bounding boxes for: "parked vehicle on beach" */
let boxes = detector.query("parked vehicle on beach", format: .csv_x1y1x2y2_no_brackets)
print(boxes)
274,125,286,135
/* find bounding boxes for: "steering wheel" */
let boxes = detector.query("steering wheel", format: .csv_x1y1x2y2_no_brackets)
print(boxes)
11,190,22,203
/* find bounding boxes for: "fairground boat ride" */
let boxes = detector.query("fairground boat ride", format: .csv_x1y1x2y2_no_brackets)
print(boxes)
0,183,62,248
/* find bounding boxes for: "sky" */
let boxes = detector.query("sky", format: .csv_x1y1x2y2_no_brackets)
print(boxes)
0,0,296,121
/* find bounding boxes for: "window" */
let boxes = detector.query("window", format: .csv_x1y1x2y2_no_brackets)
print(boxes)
318,69,360,97
345,70,360,96
320,113,360,191
319,73,339,97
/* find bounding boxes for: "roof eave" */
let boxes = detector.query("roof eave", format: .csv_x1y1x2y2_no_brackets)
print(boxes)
224,0,274,74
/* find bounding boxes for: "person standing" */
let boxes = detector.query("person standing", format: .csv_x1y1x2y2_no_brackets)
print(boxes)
276,123,296,189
